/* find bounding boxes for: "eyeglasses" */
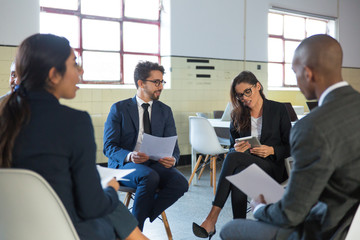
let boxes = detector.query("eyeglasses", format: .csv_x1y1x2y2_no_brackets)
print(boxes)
235,85,256,100
142,79,166,87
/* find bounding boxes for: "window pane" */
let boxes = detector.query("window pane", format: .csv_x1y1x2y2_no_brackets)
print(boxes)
81,0,121,18
40,0,77,10
82,19,120,51
123,54,159,84
268,38,283,62
40,13,79,48
284,40,300,63
285,64,297,86
124,0,159,20
268,13,283,35
284,15,305,39
306,19,327,37
123,22,158,53
268,63,283,87
82,51,120,81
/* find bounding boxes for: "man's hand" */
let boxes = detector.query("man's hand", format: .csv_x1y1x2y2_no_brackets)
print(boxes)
158,156,176,168
250,145,274,158
130,151,149,164
250,194,266,212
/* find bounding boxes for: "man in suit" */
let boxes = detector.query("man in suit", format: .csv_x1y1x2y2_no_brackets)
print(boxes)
220,34,360,240
103,61,188,231
0,60,18,101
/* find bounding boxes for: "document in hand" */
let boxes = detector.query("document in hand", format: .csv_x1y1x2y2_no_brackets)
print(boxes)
96,165,135,188
139,133,178,160
226,163,285,203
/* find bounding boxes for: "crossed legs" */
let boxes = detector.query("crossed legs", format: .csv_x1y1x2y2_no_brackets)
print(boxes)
197,152,274,234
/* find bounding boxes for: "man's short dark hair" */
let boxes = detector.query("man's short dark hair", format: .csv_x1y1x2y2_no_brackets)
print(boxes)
134,61,165,88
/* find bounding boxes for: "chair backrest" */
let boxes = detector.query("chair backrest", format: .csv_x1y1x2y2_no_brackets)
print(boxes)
345,204,360,240
213,110,224,119
189,116,228,155
196,112,209,119
306,101,318,111
283,102,298,122
0,169,80,240
220,102,233,121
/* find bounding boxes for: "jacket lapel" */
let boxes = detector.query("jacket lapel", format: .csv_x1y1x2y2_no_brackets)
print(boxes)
128,96,139,134
260,99,270,143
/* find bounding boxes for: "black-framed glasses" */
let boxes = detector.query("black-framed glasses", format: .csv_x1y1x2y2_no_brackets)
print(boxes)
235,85,256,100
142,79,166,87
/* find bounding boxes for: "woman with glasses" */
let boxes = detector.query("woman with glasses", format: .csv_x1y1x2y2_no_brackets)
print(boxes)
193,71,291,239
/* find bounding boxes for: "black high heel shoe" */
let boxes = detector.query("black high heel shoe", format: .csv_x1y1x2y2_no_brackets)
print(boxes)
192,222,216,239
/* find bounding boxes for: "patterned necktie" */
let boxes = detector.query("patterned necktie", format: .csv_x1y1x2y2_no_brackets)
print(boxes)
141,103,151,134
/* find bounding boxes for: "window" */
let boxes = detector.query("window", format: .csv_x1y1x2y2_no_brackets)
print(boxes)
268,10,336,88
40,0,161,85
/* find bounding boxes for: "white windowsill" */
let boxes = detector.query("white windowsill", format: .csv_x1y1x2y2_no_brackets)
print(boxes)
268,87,300,91
78,84,136,90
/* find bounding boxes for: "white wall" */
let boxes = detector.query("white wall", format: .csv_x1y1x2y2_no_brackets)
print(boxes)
168,0,360,67
0,0,39,45
339,0,360,68
169,0,245,60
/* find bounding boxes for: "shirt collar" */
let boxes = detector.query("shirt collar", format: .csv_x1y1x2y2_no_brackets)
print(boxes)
318,81,348,106
135,95,153,108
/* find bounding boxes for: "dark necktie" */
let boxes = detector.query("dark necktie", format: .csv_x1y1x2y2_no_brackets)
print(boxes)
142,103,151,134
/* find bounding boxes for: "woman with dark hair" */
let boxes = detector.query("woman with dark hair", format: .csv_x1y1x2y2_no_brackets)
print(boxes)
193,71,291,239
0,34,148,240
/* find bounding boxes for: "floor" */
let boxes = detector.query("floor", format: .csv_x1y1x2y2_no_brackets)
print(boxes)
118,160,254,240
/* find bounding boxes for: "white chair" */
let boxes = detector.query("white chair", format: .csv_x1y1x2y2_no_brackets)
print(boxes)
0,168,80,240
345,204,360,240
188,116,229,195
281,157,294,187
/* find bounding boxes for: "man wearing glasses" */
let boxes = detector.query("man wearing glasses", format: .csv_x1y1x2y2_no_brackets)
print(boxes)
103,61,188,231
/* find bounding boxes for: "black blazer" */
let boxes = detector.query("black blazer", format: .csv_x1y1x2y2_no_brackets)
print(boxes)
12,91,120,240
229,99,291,182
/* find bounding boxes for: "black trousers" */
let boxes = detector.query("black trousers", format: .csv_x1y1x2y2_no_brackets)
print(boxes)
213,151,276,219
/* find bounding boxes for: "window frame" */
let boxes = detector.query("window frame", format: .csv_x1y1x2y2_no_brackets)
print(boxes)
40,0,161,85
268,9,335,88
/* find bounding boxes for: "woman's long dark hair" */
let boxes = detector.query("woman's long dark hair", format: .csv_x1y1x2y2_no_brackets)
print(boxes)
230,71,266,133
0,34,71,167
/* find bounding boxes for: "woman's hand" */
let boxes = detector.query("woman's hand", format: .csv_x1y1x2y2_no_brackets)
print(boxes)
234,141,251,152
250,145,274,158
107,177,120,191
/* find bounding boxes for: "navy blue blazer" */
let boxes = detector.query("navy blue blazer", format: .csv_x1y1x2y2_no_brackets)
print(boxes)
103,96,180,168
12,91,120,240
229,99,291,182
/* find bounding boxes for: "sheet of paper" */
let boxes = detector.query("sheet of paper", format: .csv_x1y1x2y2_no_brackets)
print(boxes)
96,165,135,188
139,134,177,161
226,163,285,203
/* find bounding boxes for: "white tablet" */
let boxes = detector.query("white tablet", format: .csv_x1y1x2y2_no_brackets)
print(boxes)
235,136,261,148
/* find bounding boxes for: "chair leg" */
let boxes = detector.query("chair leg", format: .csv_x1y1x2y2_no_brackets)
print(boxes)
210,158,213,187
161,211,173,240
212,156,217,195
123,192,132,207
198,155,210,180
188,155,203,186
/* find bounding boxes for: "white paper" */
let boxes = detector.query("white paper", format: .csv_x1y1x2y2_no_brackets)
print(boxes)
226,163,285,203
96,165,135,188
139,134,177,161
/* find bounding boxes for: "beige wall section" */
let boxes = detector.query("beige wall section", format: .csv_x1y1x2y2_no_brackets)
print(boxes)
1,46,359,163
